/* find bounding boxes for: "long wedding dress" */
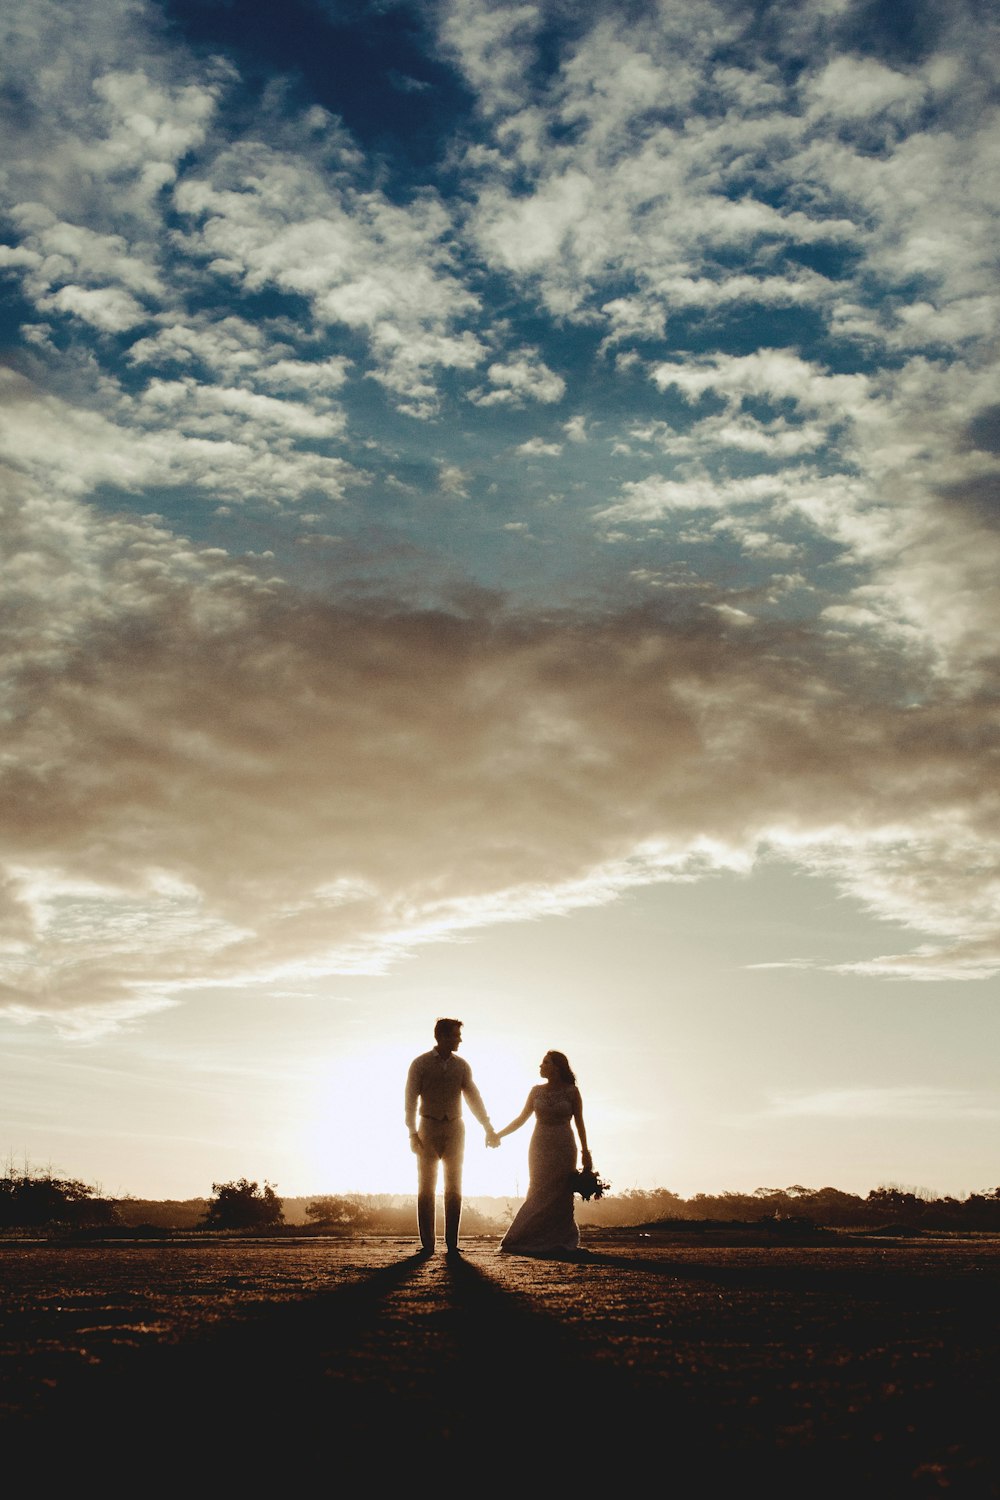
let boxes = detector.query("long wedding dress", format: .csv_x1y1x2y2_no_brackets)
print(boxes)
499,1084,581,1256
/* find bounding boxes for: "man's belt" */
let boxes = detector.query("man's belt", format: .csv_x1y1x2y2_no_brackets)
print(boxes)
420,1112,455,1122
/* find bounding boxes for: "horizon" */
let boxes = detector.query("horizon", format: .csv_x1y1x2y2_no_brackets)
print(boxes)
2,0,999,1205
8,1163,994,1210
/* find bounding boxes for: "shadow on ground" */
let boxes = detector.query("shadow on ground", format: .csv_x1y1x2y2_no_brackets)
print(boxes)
9,1243,1000,1496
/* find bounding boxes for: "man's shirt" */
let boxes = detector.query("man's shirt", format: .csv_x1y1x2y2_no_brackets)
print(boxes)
405,1049,490,1132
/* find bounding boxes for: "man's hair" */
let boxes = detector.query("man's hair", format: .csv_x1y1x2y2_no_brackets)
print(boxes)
434,1017,463,1041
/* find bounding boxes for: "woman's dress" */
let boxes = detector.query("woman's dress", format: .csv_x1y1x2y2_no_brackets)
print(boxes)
499,1084,580,1256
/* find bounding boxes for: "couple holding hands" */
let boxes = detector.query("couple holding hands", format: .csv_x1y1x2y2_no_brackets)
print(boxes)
404,1017,593,1258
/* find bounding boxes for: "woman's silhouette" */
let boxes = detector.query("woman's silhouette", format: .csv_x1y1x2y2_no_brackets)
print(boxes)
495,1049,591,1257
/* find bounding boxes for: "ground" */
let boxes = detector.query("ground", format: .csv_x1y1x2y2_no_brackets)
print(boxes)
2,1228,999,1494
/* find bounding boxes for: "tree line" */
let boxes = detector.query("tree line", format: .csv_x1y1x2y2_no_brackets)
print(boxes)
4,1165,1000,1233
580,1183,1000,1232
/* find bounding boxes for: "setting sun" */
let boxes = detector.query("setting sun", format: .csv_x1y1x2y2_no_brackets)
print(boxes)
300,1030,546,1199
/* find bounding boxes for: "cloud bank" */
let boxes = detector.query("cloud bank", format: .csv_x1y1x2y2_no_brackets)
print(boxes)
3,465,999,1033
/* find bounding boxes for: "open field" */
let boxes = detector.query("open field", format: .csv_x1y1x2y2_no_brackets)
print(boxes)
3,1228,999,1495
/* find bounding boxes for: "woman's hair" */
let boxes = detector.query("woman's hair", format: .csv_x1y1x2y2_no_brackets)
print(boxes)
546,1050,576,1085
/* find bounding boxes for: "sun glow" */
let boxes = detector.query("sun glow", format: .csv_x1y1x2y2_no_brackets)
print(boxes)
299,1034,543,1198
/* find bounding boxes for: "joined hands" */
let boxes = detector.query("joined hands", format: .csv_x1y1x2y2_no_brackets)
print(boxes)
486,1128,501,1149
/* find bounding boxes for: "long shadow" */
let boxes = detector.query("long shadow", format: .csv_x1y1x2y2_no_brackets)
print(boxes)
453,1253,1000,1497
438,1252,657,1478
435,1255,822,1491
16,1246,1000,1494
16,1252,438,1483
577,1246,1000,1312
12,1249,749,1485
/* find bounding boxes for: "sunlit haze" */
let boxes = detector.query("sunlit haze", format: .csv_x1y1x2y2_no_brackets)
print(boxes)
2,0,999,1206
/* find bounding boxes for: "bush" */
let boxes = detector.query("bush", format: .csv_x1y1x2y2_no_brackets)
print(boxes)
0,1168,119,1228
202,1178,284,1230
304,1195,373,1229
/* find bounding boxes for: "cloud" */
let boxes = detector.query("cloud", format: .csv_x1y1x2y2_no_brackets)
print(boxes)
805,56,928,123
446,0,1000,378
765,1088,1000,1121
138,379,346,441
45,283,148,333
0,369,356,505
4,472,1000,1034
2,0,1000,1038
651,351,870,413
596,468,862,528
1,2,220,225
438,462,470,497
172,139,484,414
438,0,543,116
469,349,565,406
0,1,487,422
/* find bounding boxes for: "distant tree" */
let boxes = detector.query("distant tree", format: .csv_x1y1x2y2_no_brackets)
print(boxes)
304,1195,372,1230
203,1178,284,1230
799,1187,867,1227
865,1186,924,1222
688,1190,761,1220
0,1167,118,1228
577,1186,682,1228
116,1198,210,1230
961,1193,1000,1229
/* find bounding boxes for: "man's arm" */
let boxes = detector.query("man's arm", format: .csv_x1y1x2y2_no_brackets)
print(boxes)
404,1057,422,1136
461,1062,497,1142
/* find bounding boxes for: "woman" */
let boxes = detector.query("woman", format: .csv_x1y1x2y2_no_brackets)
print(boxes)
495,1049,591,1257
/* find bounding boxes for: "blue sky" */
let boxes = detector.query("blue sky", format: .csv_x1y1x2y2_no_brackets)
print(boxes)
2,0,999,1200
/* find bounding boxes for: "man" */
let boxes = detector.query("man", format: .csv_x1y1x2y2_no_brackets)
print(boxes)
405,1017,499,1255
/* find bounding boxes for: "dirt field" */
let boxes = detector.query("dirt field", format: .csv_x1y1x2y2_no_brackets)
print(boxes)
3,1228,999,1495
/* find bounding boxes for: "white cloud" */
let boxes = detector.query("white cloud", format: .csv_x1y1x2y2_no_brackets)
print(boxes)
0,4,486,420
596,467,858,526
9,206,165,296
469,349,565,406
651,351,870,413
0,369,354,503
126,316,281,376
599,296,666,347
444,0,1000,403
0,1,220,228
437,0,542,116
45,283,148,332
473,168,597,275
172,142,484,413
805,57,927,123
258,358,352,394
438,462,470,497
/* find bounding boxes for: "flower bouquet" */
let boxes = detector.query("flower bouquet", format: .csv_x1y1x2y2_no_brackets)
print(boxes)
571,1166,611,1201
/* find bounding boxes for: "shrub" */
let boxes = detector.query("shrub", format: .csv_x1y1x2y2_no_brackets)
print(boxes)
202,1178,284,1230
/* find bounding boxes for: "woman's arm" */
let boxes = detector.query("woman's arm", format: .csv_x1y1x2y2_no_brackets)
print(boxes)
572,1088,592,1168
496,1091,536,1139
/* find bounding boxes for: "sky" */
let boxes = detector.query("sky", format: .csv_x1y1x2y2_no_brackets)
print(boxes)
1,0,999,1206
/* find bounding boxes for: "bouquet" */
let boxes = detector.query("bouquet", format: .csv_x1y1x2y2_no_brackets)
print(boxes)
571,1166,610,1201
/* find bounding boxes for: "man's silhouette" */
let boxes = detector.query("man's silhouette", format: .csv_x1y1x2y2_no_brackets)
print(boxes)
405,1017,498,1255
